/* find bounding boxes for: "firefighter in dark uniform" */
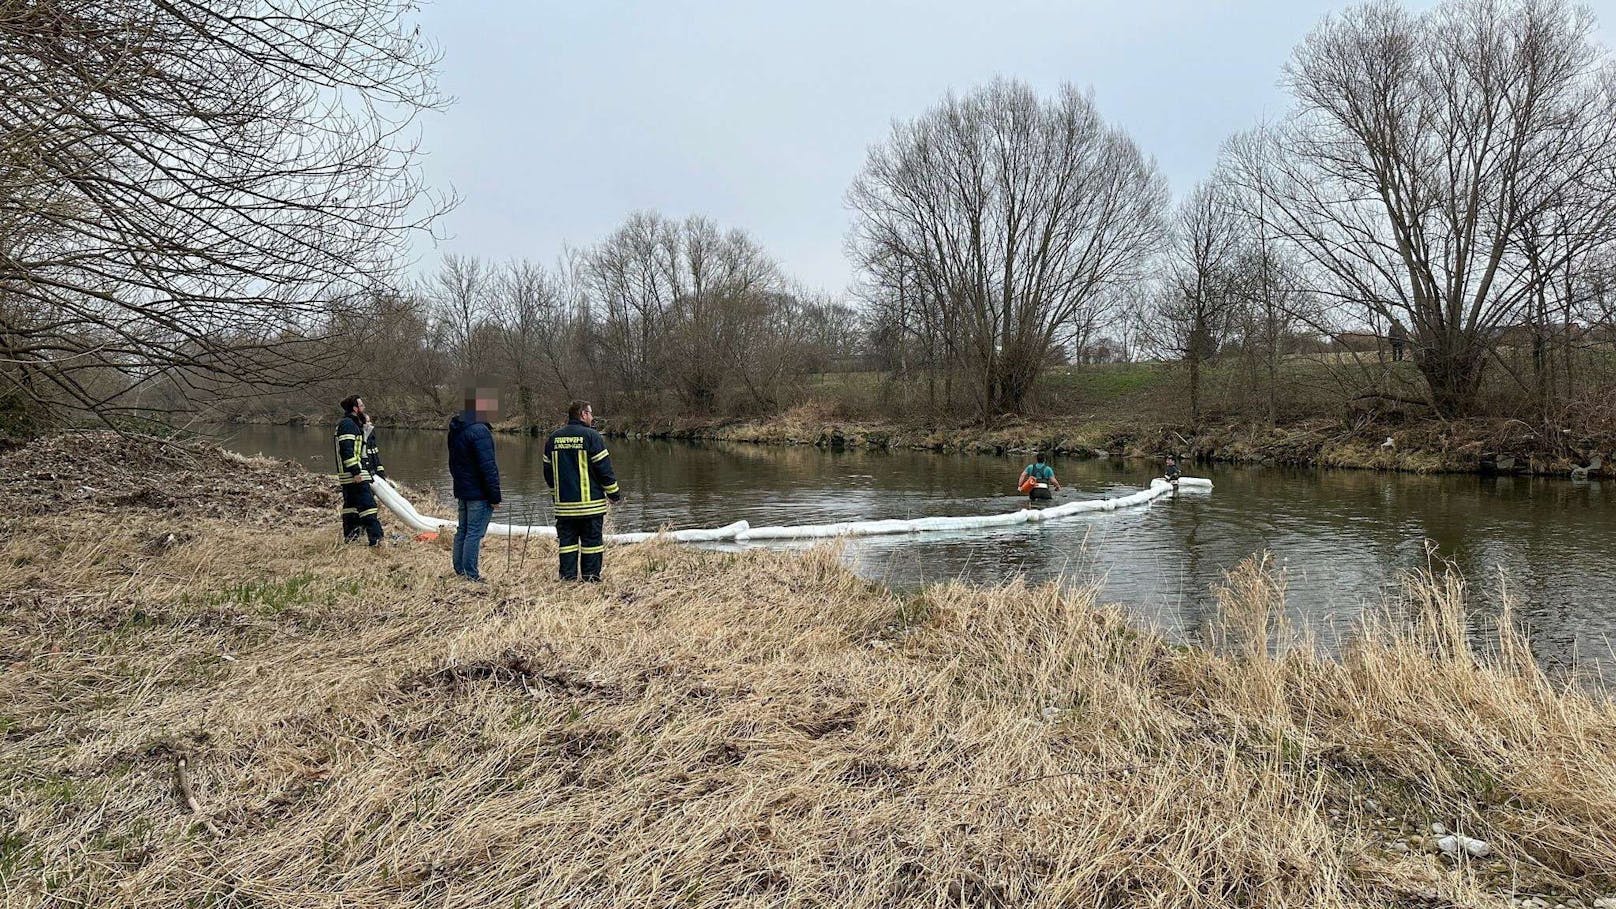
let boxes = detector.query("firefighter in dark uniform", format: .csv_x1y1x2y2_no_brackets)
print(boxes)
542,400,621,581
334,395,385,545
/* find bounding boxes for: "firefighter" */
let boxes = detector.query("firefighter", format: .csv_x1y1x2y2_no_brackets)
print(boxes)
333,395,385,546
542,400,621,582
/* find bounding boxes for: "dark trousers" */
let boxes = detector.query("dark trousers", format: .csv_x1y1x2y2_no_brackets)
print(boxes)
557,514,605,581
340,482,383,545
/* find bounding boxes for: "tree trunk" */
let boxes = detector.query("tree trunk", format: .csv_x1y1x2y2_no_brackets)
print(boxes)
1188,352,1202,428
1416,340,1485,418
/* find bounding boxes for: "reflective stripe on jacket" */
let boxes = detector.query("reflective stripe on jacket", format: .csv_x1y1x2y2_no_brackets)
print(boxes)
542,420,619,518
361,424,384,478
333,415,369,485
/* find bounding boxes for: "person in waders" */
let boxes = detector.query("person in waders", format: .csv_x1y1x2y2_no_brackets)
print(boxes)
1017,452,1060,503
1164,454,1182,492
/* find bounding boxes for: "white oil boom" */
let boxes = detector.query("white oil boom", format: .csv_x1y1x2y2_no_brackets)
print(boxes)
371,475,1212,546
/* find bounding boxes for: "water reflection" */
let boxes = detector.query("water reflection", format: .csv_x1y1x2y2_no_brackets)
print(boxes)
215,424,1616,675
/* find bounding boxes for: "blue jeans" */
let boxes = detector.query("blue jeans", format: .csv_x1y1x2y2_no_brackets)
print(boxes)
453,498,494,580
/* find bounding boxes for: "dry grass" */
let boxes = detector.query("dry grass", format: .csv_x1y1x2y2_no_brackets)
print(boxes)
4,498,1615,909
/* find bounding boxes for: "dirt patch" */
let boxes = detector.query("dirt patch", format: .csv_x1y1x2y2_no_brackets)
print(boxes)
0,431,336,523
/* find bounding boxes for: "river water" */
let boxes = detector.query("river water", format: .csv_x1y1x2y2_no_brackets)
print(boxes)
217,424,1616,675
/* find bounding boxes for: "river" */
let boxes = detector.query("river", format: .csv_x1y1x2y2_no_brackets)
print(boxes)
216,423,1616,676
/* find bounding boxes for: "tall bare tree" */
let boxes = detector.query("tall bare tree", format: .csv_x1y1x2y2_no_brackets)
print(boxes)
583,212,781,414
1247,0,1616,417
0,0,447,429
425,254,491,379
849,78,1167,416
490,257,581,420
1142,181,1245,427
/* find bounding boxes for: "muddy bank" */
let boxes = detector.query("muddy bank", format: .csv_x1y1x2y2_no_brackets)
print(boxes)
220,402,1614,478
0,431,336,523
610,408,1614,478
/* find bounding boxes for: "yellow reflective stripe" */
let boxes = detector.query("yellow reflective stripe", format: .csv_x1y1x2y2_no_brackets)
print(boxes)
335,434,362,441
554,502,607,512
357,508,378,517
558,544,580,553
579,544,605,554
603,483,620,494
577,451,590,501
554,505,607,516
341,508,358,515
541,454,550,464
590,449,609,462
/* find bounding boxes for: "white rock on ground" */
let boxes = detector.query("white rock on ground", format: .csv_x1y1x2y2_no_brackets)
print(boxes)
1593,899,1616,909
1430,822,1448,835
1436,833,1491,858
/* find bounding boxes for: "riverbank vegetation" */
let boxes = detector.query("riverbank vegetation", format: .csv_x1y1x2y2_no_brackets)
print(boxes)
4,434,1616,907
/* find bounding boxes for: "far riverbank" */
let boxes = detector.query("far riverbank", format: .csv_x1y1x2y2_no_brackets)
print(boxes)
232,405,1612,479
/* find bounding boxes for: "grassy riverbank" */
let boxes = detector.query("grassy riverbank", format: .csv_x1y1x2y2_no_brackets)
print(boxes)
611,401,1612,478
3,434,1616,908
220,358,1614,477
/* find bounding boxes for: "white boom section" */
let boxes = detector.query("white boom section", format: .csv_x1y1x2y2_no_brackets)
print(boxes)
371,476,1211,545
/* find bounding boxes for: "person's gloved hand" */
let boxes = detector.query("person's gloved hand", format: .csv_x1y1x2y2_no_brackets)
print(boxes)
376,469,388,482
608,492,622,504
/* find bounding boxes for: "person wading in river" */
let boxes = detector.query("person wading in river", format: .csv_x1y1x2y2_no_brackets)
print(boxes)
1018,452,1060,502
543,400,621,582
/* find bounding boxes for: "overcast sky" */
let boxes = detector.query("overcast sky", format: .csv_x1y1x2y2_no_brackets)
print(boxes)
409,0,1615,293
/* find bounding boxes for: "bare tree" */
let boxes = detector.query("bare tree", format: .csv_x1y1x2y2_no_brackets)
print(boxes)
0,0,447,429
583,212,781,414
425,254,492,378
855,254,962,412
849,78,1167,416
1142,181,1245,427
1225,242,1320,423
583,212,675,410
1248,0,1616,417
491,258,580,420
726,289,857,410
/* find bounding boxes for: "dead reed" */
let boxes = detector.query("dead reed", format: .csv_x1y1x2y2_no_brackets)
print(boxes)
2,507,1613,907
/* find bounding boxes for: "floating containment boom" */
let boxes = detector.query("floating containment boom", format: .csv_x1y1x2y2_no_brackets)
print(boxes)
371,476,1212,545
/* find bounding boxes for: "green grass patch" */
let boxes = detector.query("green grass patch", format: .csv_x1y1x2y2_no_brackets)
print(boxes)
183,573,361,615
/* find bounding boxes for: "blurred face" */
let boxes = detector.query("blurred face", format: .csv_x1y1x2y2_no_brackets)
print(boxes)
466,388,499,422
579,404,593,426
353,398,365,416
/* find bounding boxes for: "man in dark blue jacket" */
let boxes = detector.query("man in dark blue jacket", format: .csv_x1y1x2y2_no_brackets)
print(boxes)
543,400,621,582
447,387,502,582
